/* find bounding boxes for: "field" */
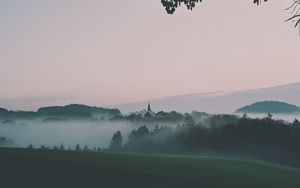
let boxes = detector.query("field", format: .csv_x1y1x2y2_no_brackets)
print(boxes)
1,148,300,188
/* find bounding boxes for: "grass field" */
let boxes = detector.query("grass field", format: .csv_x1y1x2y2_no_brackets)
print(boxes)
1,148,300,188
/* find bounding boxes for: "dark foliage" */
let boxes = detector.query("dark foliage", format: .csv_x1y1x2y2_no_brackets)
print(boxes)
161,0,203,14
109,131,123,151
125,125,173,152
112,110,186,123
38,104,120,118
161,0,300,29
121,115,300,167
161,0,268,14
0,104,120,120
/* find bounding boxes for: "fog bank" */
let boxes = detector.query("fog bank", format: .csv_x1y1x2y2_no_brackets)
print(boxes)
0,120,138,148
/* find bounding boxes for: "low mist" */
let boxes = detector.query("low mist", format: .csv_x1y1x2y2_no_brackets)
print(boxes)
0,120,176,149
0,120,138,149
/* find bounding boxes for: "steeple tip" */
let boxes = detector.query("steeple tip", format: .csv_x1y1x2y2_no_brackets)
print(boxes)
147,102,152,112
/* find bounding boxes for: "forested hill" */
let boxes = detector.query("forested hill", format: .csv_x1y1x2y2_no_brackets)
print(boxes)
236,101,300,114
0,104,121,119
37,104,121,117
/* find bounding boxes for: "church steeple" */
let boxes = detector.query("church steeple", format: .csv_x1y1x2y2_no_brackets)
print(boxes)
147,102,152,112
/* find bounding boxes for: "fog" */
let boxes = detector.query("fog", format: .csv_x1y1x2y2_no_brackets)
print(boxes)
239,113,300,122
1,112,299,149
0,120,137,149
0,120,177,149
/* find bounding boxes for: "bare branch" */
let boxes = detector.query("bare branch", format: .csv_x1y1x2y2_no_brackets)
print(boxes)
285,0,300,28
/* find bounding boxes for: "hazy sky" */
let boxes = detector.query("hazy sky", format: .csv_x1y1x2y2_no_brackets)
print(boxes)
0,0,299,110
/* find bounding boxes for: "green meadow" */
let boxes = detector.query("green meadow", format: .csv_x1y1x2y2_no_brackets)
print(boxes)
1,148,300,188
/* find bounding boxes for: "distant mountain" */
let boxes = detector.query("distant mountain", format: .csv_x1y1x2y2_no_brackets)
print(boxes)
2,82,300,115
37,104,121,118
0,104,121,120
115,82,300,114
236,101,300,114
0,108,37,119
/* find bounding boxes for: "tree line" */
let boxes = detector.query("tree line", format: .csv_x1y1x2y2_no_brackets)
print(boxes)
110,114,300,167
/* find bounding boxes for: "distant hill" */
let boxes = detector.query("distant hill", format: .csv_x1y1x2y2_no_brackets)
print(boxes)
115,82,300,113
236,101,300,114
0,104,121,120
37,104,121,118
2,82,300,114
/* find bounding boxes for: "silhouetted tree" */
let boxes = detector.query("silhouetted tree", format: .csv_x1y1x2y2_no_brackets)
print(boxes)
84,145,89,151
27,144,34,150
121,115,300,167
161,0,268,14
161,0,203,14
242,113,249,120
130,126,149,139
161,0,300,29
293,118,300,127
40,145,48,150
75,144,81,151
60,144,65,150
109,131,123,151
53,145,59,150
266,113,273,120
183,113,195,126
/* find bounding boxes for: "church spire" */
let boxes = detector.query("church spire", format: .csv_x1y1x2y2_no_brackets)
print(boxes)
147,102,152,112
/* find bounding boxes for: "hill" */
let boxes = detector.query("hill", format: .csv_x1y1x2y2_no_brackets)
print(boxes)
37,104,121,118
236,101,300,114
2,82,300,114
0,104,120,120
1,148,300,188
115,82,300,113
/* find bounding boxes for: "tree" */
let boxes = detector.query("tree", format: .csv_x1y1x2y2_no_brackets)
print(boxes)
53,145,59,150
40,145,48,150
60,144,65,150
161,0,268,14
109,131,123,151
161,0,203,14
293,118,300,127
161,0,300,28
183,113,195,126
266,113,273,120
285,0,300,28
75,144,81,151
27,144,34,150
84,145,89,151
129,125,149,139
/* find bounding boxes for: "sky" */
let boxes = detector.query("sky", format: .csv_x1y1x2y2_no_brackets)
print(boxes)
0,0,299,110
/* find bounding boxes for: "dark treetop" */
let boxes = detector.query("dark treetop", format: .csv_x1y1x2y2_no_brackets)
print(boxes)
161,0,300,28
161,0,268,14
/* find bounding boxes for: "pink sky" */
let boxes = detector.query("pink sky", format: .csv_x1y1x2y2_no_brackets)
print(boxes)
0,0,299,109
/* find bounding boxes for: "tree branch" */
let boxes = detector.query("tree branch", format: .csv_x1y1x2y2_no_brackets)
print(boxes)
161,0,300,31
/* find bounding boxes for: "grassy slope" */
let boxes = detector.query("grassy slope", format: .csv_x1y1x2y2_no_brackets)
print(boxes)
0,148,300,188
